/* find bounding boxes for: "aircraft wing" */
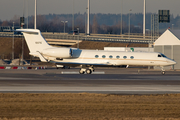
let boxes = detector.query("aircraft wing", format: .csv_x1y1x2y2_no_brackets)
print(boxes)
50,61,117,67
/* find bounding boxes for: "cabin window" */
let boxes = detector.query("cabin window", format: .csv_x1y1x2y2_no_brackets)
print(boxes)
102,55,106,58
130,56,134,59
95,55,99,58
109,55,113,59
123,56,127,59
116,56,120,59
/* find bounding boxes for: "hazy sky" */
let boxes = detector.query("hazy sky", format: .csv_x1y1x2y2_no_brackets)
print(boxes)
0,0,180,21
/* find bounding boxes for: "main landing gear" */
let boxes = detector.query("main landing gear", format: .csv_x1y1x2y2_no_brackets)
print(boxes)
79,65,94,74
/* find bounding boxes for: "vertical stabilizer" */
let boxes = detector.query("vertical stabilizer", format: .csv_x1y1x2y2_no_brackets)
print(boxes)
16,29,51,54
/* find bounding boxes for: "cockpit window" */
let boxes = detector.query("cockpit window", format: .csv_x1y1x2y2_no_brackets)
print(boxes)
158,54,162,57
161,54,167,58
158,54,167,58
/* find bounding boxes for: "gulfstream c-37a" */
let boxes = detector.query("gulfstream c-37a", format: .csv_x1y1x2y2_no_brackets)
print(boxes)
17,29,176,74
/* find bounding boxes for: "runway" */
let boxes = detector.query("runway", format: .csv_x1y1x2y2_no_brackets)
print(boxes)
0,68,180,94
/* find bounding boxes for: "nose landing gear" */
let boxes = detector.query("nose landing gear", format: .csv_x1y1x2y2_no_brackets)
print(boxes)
161,67,165,75
161,71,165,75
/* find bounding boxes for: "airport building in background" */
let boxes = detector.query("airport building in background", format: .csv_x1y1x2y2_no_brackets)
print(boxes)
154,29,180,69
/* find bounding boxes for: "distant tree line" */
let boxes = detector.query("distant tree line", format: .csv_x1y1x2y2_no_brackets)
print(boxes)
0,13,180,34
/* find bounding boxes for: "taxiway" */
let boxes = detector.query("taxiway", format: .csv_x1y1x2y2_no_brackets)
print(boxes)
0,68,180,94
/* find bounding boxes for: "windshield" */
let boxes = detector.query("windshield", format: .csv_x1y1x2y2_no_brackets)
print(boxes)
161,54,167,58
158,54,167,58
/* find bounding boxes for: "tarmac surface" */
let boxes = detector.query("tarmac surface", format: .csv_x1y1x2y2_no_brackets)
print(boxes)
0,68,180,94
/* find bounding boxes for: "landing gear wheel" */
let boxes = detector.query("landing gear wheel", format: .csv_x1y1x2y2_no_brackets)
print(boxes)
161,71,165,75
86,69,92,74
79,70,85,74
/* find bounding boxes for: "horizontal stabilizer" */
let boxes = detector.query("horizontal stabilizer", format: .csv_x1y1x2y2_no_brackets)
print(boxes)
36,52,47,62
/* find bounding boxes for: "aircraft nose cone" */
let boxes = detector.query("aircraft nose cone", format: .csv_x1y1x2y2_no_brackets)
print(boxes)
173,61,177,65
170,60,176,65
167,59,176,65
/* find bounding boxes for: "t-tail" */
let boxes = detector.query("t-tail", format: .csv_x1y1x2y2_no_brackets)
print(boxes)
16,29,52,62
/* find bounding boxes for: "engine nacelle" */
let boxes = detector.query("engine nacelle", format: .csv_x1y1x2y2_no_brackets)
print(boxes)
42,47,73,58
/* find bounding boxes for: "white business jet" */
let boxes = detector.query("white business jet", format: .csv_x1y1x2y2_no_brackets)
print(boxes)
17,29,176,74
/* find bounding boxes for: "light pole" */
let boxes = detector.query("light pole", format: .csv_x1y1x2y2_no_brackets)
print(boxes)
61,21,68,33
34,0,37,29
77,28,79,48
87,0,90,36
121,0,123,36
27,0,29,28
172,24,174,30
85,9,87,34
129,9,132,40
72,0,74,31
12,22,15,60
143,0,146,37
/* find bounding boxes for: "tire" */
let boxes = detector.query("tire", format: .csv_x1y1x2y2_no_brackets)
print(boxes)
86,69,92,74
161,71,165,75
79,69,85,74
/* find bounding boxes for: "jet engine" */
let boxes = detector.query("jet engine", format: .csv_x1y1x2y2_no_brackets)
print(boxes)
42,47,73,58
